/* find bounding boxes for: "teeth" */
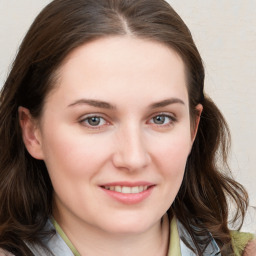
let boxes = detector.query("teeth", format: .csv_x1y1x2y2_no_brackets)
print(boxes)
131,186,139,193
122,186,131,193
115,186,122,193
103,185,149,194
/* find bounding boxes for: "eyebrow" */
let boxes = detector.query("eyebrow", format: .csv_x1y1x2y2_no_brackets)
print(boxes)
149,98,185,108
68,99,116,109
67,97,185,109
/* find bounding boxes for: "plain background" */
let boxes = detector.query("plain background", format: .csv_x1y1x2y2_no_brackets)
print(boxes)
0,0,255,229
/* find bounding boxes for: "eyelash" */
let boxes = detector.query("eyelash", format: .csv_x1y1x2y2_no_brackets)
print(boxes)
79,113,177,129
80,115,109,129
148,113,177,127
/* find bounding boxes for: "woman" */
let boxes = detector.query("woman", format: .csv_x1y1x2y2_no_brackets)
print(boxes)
0,0,255,255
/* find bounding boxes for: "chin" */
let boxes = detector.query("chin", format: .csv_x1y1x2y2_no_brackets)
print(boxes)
100,216,160,235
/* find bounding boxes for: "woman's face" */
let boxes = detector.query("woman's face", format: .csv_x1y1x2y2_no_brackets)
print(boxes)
24,37,200,235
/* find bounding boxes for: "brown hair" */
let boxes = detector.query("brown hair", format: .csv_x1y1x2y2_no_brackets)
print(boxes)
0,0,248,255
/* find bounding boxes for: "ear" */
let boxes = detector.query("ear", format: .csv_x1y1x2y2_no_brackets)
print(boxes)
191,104,203,143
18,107,44,160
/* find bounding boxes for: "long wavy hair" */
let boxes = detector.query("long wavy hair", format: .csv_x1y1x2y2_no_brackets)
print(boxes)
0,0,248,255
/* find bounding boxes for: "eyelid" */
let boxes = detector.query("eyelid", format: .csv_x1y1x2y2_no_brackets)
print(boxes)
147,111,177,120
79,113,111,129
147,112,177,126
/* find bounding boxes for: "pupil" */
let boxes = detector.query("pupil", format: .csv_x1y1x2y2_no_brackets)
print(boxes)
88,117,100,126
154,116,165,124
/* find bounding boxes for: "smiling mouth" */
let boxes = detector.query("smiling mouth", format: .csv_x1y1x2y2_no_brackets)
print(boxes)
102,185,150,194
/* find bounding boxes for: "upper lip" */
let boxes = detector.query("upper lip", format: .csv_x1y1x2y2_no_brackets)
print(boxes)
100,181,154,187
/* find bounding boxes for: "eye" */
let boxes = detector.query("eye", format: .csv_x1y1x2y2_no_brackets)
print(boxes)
80,115,108,128
149,114,176,126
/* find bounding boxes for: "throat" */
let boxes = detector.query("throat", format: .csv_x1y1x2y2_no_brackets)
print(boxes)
54,214,170,256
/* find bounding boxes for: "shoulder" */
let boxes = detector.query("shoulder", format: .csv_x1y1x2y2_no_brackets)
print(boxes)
231,230,256,256
0,248,14,256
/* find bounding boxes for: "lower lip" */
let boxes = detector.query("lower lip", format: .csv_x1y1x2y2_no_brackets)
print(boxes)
100,186,154,204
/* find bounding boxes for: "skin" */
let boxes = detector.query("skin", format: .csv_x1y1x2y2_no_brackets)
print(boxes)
20,36,202,256
243,240,256,256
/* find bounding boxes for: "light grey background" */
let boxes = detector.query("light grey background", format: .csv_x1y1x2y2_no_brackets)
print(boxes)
0,1,255,210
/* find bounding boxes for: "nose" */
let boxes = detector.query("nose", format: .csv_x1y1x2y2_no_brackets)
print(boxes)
112,124,151,172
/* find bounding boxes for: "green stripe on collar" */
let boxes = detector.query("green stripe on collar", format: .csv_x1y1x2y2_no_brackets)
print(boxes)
51,217,81,256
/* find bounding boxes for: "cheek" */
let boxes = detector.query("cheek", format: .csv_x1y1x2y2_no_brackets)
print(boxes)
41,126,112,181
41,131,106,206
152,130,191,192
160,143,188,185
147,133,191,214
153,131,192,171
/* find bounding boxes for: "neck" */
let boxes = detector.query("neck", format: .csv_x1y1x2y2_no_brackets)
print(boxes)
53,210,169,256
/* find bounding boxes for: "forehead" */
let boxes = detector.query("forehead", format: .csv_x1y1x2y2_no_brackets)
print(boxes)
48,36,188,106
